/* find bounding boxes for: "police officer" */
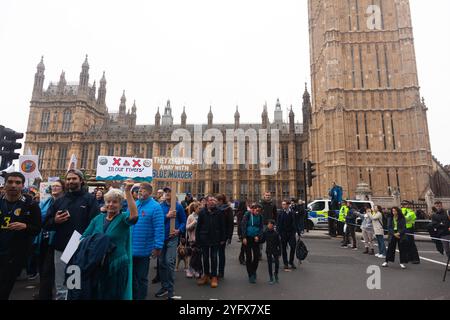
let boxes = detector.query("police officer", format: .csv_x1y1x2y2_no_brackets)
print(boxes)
0,172,41,300
401,201,420,264
338,200,349,238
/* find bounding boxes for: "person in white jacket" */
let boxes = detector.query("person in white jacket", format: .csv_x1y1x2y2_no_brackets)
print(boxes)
185,202,200,278
359,207,375,255
368,205,386,258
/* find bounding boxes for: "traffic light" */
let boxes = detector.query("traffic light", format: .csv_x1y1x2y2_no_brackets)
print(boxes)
0,125,24,170
307,160,317,188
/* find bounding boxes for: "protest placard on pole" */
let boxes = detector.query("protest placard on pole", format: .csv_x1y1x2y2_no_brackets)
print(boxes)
152,157,194,233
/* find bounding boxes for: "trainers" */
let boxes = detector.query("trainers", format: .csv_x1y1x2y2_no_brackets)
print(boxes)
375,254,381,258
186,270,193,278
269,277,274,285
352,247,358,251
155,289,168,298
289,264,297,270
400,264,407,269
378,255,386,259
382,262,388,267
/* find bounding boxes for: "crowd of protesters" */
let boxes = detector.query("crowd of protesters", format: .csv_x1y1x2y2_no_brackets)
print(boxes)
327,182,450,270
1,172,449,300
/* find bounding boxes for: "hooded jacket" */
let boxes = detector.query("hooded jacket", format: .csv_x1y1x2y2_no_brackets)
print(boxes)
259,199,277,224
44,190,99,251
218,203,234,241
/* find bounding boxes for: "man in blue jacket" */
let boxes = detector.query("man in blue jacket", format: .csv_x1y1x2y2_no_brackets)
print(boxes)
131,182,164,300
155,187,186,300
328,182,343,237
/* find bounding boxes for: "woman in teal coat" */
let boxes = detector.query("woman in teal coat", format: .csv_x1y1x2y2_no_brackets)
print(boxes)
83,181,138,300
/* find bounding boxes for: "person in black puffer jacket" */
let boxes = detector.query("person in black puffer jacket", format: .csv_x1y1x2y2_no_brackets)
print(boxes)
216,194,234,279
260,219,281,284
195,195,226,288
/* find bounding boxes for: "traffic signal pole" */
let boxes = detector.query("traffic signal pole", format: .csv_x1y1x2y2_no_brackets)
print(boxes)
303,161,308,206
0,125,24,171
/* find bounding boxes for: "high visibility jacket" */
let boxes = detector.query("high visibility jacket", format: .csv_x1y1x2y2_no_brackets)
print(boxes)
402,208,416,229
339,205,349,222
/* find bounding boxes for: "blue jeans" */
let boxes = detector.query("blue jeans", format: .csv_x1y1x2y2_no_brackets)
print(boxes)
132,256,150,300
159,237,178,297
376,235,386,256
54,250,67,300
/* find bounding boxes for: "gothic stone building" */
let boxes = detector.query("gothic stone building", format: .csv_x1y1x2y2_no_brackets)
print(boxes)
24,56,309,203
25,0,450,203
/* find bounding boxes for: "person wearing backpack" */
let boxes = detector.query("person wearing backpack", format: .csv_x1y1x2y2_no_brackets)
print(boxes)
241,203,264,284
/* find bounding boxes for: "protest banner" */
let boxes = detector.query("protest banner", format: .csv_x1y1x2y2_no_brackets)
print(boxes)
152,157,194,232
95,156,153,182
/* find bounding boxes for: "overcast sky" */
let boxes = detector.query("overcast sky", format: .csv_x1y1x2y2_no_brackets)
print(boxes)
0,0,449,163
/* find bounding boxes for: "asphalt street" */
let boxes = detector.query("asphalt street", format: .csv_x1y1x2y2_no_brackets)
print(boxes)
9,230,450,300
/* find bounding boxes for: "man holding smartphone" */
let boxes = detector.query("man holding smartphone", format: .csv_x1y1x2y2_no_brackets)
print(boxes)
43,169,99,300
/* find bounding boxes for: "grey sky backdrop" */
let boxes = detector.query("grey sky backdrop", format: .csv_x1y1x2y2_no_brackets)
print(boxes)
0,0,449,163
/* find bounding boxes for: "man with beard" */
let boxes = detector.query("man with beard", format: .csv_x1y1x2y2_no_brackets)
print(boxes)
43,169,99,300
0,172,41,299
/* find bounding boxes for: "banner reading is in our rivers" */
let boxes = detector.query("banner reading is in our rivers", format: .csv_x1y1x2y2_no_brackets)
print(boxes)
96,156,153,182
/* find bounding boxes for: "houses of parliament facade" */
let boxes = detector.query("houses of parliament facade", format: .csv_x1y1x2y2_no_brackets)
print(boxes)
24,0,450,202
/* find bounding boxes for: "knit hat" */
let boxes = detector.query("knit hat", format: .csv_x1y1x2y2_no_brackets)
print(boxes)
66,169,85,180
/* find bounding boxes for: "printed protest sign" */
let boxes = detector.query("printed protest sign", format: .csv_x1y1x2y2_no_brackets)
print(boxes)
152,157,194,233
96,156,153,182
152,157,194,182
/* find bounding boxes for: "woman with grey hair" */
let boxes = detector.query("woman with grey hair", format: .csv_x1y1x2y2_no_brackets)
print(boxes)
82,180,138,299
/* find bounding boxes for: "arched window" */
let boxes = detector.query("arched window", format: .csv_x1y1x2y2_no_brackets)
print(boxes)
40,111,50,132
62,110,72,132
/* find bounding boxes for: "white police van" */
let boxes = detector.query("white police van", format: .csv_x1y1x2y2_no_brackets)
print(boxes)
307,199,374,230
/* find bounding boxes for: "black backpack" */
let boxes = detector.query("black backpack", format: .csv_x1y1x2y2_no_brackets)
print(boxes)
296,238,308,261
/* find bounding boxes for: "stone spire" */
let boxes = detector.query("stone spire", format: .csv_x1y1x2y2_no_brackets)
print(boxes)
33,56,45,98
97,71,107,105
207,106,213,128
161,100,173,126
262,102,269,129
79,55,90,92
57,71,66,94
181,106,187,127
119,90,126,114
234,106,240,129
155,107,161,127
274,98,283,124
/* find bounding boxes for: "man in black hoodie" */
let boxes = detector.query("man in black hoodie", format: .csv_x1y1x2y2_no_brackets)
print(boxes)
260,192,277,226
216,194,234,279
44,169,99,300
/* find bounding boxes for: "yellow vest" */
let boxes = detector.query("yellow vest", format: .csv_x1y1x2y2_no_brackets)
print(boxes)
339,205,349,222
402,208,416,229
